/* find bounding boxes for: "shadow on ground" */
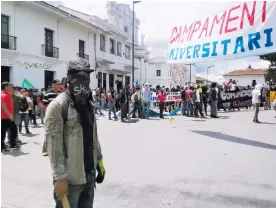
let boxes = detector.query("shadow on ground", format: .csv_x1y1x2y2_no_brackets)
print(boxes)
20,133,39,138
190,130,276,150
179,191,276,208
125,118,140,124
2,148,29,157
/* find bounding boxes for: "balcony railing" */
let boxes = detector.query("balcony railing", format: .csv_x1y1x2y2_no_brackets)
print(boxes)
42,44,59,59
77,53,89,61
1,34,17,50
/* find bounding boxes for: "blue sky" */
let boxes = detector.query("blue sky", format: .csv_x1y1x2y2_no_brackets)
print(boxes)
48,1,270,80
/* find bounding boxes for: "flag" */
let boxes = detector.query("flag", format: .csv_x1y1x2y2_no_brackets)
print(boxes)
133,1,141,4
22,79,34,89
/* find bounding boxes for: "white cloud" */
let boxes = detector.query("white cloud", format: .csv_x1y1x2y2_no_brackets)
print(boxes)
60,1,270,75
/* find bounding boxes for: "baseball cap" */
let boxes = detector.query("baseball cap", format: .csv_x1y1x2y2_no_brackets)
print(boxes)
67,58,94,73
20,89,26,93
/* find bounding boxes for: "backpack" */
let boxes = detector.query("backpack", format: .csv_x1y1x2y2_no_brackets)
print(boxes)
191,90,197,103
19,97,29,112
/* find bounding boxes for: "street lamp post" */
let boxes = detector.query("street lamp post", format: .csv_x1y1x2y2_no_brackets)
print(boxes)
185,63,196,85
207,65,215,84
132,1,141,89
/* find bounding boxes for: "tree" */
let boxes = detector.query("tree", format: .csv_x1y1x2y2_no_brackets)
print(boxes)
260,52,276,83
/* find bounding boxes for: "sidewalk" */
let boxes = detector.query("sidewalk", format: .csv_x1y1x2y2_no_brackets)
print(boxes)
1,109,276,208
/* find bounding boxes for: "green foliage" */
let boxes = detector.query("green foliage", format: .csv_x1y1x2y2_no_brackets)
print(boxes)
260,52,276,82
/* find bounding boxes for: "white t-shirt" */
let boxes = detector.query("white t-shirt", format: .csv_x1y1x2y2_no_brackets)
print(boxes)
92,90,96,96
252,89,261,105
19,96,32,113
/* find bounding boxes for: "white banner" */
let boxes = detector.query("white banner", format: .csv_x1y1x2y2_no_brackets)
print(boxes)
167,1,276,63
151,92,182,103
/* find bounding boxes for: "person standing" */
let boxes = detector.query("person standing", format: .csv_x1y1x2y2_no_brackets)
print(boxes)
107,89,118,120
185,86,193,117
209,82,219,118
28,89,37,125
142,83,152,119
1,82,20,151
252,84,262,123
131,87,142,118
119,85,128,122
7,85,22,144
157,90,165,119
201,85,209,116
18,89,32,134
194,86,205,118
44,58,106,208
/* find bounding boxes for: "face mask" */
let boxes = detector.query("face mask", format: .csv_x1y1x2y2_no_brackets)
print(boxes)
69,75,90,105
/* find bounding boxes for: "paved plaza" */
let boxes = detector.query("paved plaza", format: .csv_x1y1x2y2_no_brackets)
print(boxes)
1,109,276,208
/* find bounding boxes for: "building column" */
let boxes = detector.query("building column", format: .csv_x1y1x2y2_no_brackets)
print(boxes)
105,34,110,53
106,72,109,91
144,61,148,83
140,58,145,83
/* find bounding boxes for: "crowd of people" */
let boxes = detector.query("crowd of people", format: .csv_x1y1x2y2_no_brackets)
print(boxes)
2,77,276,152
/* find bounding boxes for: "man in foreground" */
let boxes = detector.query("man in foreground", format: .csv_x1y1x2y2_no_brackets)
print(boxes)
44,58,106,208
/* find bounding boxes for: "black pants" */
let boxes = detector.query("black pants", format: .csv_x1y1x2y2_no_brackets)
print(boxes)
194,102,204,117
29,109,37,124
132,102,142,118
159,102,165,118
54,172,95,208
120,103,128,121
202,97,208,116
1,119,17,149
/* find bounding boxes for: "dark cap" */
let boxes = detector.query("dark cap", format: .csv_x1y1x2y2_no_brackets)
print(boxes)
67,58,94,73
52,79,61,84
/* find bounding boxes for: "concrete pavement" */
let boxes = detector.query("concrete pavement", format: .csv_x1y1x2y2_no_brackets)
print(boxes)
1,109,276,208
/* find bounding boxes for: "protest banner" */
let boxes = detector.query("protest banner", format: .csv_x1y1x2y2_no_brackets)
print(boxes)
218,87,252,109
168,1,276,63
151,92,182,103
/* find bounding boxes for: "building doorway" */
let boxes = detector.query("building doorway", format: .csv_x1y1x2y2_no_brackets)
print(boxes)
98,72,102,89
103,73,106,91
116,75,123,90
125,76,130,86
44,70,54,90
109,74,114,90
1,66,10,83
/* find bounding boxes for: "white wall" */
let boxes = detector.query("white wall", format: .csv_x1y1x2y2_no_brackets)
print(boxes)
147,62,170,87
223,75,265,86
1,2,97,89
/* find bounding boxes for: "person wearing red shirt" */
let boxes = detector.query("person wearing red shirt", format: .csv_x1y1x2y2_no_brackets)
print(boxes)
1,82,20,151
185,87,194,117
157,90,166,119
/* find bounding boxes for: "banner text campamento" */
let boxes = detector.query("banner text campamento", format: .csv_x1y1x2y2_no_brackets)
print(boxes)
168,28,273,61
169,1,267,44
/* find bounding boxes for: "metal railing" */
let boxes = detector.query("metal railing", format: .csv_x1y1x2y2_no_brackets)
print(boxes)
77,53,89,61
41,44,59,59
1,34,17,50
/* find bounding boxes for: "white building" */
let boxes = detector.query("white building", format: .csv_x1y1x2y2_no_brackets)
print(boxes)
1,1,149,90
1,1,99,89
223,65,267,86
145,57,197,88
